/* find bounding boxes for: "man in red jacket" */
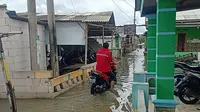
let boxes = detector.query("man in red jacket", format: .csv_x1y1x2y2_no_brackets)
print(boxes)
96,42,116,89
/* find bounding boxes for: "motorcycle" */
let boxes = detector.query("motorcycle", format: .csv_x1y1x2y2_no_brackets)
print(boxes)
177,71,200,104
174,61,200,73
174,61,187,96
88,65,117,95
174,61,200,96
174,72,186,96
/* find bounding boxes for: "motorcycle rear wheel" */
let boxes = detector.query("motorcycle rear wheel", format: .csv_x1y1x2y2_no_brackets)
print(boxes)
178,83,199,104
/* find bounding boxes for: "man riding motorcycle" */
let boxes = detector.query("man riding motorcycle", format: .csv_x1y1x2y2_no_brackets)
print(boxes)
96,42,116,89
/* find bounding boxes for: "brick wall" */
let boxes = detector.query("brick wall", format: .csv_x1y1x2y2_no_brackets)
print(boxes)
0,8,47,97
0,9,46,72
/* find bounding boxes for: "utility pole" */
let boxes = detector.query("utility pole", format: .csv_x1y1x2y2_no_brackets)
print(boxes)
133,8,136,52
27,0,39,70
47,0,59,77
102,27,104,43
111,31,113,51
85,24,88,65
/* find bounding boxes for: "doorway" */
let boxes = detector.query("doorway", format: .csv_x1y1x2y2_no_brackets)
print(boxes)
177,33,187,52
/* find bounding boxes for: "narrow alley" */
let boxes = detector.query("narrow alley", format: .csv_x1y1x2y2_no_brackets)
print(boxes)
0,48,144,112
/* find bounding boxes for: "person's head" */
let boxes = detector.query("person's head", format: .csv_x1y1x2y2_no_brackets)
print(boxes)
103,42,109,49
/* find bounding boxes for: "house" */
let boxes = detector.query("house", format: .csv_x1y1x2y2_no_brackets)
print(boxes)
17,11,116,72
135,0,200,111
144,9,200,62
18,11,115,45
145,9,200,52
176,9,200,52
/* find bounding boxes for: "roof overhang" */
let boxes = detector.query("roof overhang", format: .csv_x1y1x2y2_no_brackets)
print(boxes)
176,19,200,27
135,0,200,17
14,11,116,37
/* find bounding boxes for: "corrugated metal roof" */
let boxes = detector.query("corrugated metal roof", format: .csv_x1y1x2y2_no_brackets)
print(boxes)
18,11,113,23
176,9,200,20
6,11,46,25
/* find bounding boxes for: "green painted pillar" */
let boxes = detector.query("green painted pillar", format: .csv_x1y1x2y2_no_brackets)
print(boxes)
153,0,178,111
147,15,156,76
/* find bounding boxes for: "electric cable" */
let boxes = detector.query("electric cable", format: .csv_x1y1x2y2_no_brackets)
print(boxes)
111,0,134,21
71,0,77,12
123,0,135,9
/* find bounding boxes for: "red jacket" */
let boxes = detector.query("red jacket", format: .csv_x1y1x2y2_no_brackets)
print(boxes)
96,48,113,72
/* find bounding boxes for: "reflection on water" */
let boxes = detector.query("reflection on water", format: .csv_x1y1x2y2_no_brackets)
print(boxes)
134,49,145,73
0,48,145,112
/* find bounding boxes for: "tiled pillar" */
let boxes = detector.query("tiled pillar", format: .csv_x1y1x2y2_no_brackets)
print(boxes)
152,0,178,111
146,15,156,94
147,15,156,76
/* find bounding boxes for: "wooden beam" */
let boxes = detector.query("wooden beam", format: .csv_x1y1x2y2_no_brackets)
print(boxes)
88,23,103,27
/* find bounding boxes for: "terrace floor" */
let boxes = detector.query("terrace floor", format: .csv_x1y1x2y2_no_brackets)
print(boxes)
149,97,200,112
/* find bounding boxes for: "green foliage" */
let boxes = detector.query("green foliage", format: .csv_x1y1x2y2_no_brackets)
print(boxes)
148,78,155,87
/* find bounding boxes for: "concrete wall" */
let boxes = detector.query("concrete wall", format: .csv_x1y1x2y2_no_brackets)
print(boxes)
45,22,86,45
0,63,96,98
0,71,52,98
0,9,46,72
0,8,46,97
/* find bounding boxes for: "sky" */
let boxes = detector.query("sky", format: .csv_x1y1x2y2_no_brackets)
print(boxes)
0,0,146,34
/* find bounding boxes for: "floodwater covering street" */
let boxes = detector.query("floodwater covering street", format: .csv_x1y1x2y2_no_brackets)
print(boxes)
0,48,145,112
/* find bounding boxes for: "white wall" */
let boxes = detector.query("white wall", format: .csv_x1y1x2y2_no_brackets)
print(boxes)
45,22,86,45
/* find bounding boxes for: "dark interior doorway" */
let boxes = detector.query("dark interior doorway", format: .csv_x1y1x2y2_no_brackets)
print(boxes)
177,33,186,52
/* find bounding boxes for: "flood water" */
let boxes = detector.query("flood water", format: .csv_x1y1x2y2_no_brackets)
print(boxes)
0,48,144,112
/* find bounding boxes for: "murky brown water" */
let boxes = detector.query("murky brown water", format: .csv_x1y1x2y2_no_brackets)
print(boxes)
0,48,144,112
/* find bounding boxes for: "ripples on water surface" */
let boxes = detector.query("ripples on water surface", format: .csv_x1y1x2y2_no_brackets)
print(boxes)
0,48,145,112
